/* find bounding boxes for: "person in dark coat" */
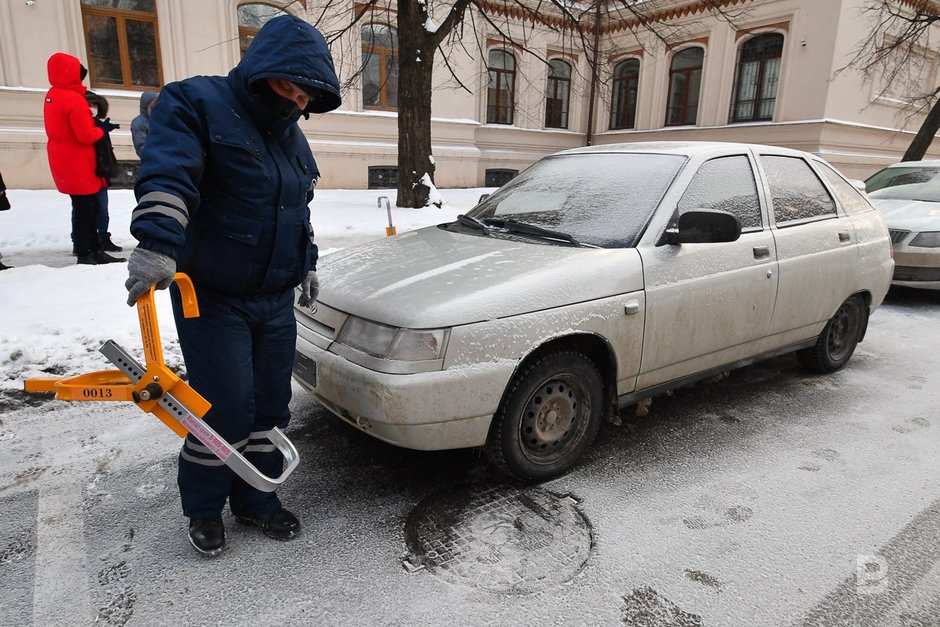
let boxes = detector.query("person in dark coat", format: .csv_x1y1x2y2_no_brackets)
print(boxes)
0,171,10,271
43,52,122,265
124,15,341,557
84,91,123,253
130,91,158,158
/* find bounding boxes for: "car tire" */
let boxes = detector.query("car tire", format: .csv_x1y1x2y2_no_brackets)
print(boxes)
796,295,866,373
485,351,604,482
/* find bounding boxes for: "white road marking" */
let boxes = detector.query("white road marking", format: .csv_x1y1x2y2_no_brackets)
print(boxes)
31,485,92,625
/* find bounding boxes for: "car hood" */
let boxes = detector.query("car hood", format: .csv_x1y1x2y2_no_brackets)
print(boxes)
316,225,644,328
870,198,940,232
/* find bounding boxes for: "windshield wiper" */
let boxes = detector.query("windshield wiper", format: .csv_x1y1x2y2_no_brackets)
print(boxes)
456,214,491,234
483,218,597,248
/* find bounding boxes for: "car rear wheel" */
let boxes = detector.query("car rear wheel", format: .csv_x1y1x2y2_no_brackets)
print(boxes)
485,351,604,482
796,295,866,373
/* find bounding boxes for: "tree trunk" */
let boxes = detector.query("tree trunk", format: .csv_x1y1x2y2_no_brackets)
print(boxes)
396,2,436,208
903,97,940,161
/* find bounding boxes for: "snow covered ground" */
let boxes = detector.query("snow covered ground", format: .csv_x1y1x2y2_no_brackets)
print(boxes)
0,187,492,396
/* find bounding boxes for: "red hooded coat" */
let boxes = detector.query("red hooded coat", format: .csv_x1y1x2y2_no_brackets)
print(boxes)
44,53,104,195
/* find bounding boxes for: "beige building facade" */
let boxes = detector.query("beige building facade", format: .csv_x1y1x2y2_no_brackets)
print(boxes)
0,0,937,190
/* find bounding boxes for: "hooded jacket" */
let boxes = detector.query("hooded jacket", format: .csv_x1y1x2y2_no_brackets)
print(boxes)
131,91,158,158
131,15,341,297
43,53,104,195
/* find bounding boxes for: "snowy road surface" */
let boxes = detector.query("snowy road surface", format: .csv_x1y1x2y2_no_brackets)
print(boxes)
1,189,939,625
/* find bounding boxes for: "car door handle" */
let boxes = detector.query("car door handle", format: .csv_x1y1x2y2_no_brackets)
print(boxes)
753,245,770,259
839,231,851,243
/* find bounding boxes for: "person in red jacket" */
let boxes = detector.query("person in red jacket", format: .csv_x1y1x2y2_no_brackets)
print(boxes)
43,52,122,265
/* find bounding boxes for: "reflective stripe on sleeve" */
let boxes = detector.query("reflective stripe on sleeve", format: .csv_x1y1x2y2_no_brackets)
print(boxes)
134,191,190,227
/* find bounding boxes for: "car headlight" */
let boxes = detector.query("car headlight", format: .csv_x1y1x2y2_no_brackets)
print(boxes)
910,231,940,248
335,316,448,361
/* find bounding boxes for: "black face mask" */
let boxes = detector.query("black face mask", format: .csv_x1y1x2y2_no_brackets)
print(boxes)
256,80,302,123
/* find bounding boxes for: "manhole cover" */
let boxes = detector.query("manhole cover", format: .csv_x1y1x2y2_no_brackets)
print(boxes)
404,484,593,594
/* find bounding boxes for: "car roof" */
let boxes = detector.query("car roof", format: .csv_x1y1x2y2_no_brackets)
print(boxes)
879,160,940,169
558,140,808,158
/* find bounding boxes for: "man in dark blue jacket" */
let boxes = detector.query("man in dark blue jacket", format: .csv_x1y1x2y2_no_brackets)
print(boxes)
124,15,341,557
130,90,157,158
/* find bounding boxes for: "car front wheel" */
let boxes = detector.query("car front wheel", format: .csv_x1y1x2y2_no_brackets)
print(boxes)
485,351,604,482
797,295,866,373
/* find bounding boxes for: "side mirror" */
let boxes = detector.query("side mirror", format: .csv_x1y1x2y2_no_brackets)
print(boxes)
661,210,741,245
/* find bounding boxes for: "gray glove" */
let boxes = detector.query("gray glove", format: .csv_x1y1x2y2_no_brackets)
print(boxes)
297,271,319,309
125,247,176,306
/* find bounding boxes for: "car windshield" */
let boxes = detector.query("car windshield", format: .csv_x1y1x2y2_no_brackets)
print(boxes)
462,153,687,248
868,180,940,203
865,166,940,193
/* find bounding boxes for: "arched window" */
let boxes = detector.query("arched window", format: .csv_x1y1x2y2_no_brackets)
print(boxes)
237,3,288,58
545,59,571,129
80,0,162,89
730,33,784,123
665,47,704,126
362,24,399,110
487,50,516,125
610,58,640,130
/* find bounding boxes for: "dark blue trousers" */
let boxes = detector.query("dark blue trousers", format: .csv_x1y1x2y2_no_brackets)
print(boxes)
171,286,296,519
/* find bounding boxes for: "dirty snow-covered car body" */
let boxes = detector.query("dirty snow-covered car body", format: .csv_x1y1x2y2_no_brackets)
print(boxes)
293,142,893,481
865,161,940,290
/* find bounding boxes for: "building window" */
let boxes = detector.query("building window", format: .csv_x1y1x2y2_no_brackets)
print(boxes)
730,33,784,123
545,59,571,129
368,166,399,189
487,50,516,125
665,47,704,126
237,3,288,58
362,24,399,110
610,58,640,130
80,0,162,90
485,169,518,187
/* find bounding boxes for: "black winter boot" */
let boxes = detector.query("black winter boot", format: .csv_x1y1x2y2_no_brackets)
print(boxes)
95,250,126,264
99,233,123,252
235,507,300,541
188,517,225,556
0,261,11,271
76,251,125,265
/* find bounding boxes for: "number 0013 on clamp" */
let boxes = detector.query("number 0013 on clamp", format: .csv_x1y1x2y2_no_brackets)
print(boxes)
23,273,299,492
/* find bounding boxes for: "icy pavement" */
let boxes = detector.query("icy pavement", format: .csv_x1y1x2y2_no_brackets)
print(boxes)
1,289,939,625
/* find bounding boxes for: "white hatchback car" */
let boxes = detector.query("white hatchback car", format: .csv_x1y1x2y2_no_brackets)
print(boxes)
294,142,893,481
865,160,940,290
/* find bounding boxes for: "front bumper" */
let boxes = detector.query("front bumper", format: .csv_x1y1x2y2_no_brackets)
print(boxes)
892,248,940,290
293,334,517,451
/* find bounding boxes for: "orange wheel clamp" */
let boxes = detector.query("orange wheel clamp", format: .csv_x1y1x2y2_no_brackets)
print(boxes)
23,273,299,492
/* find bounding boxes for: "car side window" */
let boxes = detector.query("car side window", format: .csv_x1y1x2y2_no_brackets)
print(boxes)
676,155,762,230
814,162,874,216
762,155,837,226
